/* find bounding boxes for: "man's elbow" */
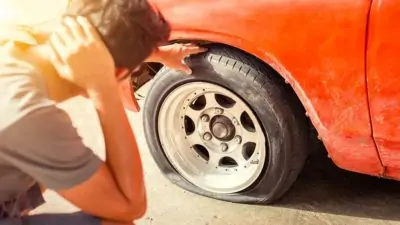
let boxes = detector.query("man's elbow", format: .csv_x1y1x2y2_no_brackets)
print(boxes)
118,194,148,222
128,196,148,220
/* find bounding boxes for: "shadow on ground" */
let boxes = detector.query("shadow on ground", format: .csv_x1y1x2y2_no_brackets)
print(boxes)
276,148,400,221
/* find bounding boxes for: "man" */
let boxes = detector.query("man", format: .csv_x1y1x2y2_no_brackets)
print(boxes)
0,0,205,224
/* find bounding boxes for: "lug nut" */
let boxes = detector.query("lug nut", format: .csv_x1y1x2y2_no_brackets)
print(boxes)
203,132,212,141
215,108,224,114
234,135,242,144
201,114,210,122
232,118,239,125
221,143,229,152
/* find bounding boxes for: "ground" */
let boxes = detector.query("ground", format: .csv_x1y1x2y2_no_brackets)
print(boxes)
32,84,400,225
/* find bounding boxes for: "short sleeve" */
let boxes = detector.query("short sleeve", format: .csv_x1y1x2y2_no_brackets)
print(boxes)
0,105,102,190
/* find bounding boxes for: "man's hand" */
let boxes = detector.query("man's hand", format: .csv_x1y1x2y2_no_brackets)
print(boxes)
147,43,207,74
48,16,116,91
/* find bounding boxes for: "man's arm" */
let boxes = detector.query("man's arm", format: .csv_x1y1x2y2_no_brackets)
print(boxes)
58,81,146,221
48,17,147,221
1,102,145,222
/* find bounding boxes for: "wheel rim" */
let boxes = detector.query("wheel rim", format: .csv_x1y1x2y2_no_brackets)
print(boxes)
158,82,267,193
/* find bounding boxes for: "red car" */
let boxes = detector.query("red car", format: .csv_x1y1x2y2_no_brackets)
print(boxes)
121,0,400,204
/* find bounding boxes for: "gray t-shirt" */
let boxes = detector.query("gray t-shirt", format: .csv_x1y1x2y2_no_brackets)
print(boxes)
0,44,102,214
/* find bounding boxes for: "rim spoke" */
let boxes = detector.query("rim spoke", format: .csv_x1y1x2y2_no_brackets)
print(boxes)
208,151,223,168
229,103,245,120
185,107,202,122
225,149,247,165
242,129,259,143
204,93,221,108
186,133,203,145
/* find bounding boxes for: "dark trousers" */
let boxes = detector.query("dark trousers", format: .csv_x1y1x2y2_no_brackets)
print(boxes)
0,212,101,225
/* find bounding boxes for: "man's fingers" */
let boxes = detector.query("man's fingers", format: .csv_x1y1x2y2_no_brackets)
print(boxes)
183,67,193,74
184,46,208,55
181,43,208,54
49,33,68,60
63,17,86,41
48,45,63,66
76,16,101,41
48,44,69,77
54,23,75,46
178,63,192,74
183,43,197,47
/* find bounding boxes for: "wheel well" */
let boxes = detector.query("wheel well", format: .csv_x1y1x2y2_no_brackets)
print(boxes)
143,41,323,154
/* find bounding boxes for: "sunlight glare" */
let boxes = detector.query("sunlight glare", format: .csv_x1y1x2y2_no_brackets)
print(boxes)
0,0,69,26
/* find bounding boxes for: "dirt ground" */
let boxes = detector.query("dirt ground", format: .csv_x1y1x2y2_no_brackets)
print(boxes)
32,85,400,225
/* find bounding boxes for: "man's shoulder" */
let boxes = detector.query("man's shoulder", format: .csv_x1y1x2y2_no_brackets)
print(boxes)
0,45,53,131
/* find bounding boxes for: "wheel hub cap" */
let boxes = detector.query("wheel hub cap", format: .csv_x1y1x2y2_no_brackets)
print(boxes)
211,115,235,140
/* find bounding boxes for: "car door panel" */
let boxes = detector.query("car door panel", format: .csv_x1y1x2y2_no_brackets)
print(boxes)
367,0,400,174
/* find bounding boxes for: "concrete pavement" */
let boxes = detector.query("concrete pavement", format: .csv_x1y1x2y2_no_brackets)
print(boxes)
32,86,400,225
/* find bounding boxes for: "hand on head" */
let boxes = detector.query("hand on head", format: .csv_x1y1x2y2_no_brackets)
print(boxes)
48,16,117,92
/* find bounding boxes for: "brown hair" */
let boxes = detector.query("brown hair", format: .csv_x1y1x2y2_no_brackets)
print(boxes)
67,0,170,70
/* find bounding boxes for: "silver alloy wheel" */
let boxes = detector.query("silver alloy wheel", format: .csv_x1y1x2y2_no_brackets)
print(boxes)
158,82,267,193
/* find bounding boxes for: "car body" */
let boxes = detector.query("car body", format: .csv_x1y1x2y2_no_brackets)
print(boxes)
121,0,400,202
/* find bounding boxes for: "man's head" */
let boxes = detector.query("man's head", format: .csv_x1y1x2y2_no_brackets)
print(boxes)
66,0,171,71
0,0,170,102
54,0,170,101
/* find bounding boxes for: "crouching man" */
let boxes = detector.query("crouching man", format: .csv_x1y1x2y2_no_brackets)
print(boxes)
0,0,205,224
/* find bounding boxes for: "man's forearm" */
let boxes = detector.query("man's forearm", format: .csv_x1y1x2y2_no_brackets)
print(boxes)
87,83,146,204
